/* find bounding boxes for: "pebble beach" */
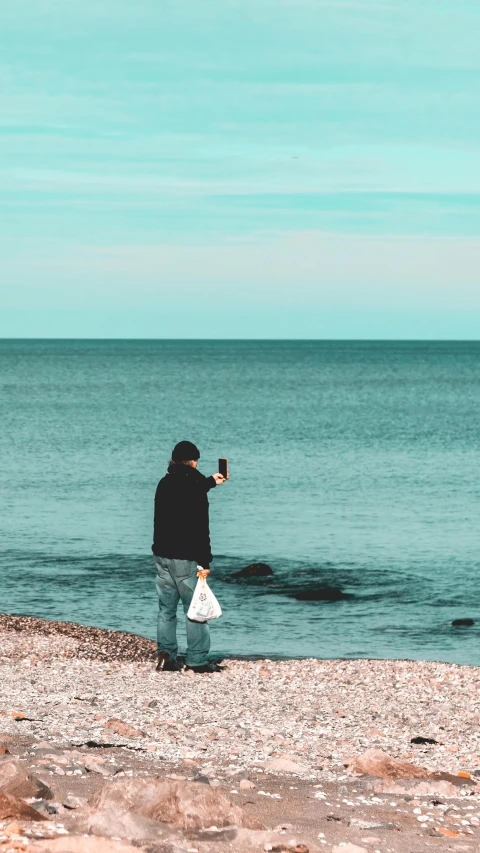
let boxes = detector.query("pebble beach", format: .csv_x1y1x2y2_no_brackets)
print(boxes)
0,615,479,853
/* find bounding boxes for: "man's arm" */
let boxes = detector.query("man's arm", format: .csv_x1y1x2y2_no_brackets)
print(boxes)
203,473,225,491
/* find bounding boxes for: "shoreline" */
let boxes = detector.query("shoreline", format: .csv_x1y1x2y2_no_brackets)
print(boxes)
1,613,479,668
0,613,157,663
0,615,479,852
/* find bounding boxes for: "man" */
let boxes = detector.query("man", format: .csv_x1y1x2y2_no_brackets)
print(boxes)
152,440,225,673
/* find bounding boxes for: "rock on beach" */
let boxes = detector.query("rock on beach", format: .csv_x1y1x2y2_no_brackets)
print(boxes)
0,758,52,799
0,790,48,821
263,758,309,775
346,748,430,779
104,718,144,738
90,775,260,830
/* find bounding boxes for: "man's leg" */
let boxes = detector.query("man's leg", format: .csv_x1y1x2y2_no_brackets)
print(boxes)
155,557,181,661
173,561,210,668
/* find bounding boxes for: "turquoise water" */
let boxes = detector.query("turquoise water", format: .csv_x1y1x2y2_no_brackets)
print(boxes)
1,339,479,664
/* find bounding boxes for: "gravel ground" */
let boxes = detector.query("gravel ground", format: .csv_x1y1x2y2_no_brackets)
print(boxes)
0,615,157,663
0,618,479,776
1,616,480,852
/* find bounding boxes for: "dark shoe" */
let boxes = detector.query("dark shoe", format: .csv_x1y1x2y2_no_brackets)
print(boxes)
156,651,182,672
186,662,224,674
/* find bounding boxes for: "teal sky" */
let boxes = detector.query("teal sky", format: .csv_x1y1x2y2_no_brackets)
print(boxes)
2,0,480,338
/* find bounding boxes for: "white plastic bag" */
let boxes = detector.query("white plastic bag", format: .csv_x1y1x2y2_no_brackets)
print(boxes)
187,574,222,622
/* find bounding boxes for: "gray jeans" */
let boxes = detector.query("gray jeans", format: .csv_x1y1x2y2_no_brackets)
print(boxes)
154,557,210,667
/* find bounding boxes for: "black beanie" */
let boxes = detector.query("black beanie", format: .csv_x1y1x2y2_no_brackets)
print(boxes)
172,440,200,463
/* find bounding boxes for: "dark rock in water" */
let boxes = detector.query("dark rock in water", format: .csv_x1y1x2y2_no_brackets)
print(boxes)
232,563,273,579
452,618,475,627
294,587,347,602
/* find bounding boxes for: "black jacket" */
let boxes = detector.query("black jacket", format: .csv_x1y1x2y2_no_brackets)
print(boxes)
152,464,216,568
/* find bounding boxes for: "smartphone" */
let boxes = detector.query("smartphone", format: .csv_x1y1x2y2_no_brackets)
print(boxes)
218,458,229,480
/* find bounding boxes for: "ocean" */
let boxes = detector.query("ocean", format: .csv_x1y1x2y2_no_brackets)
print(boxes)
1,339,479,665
